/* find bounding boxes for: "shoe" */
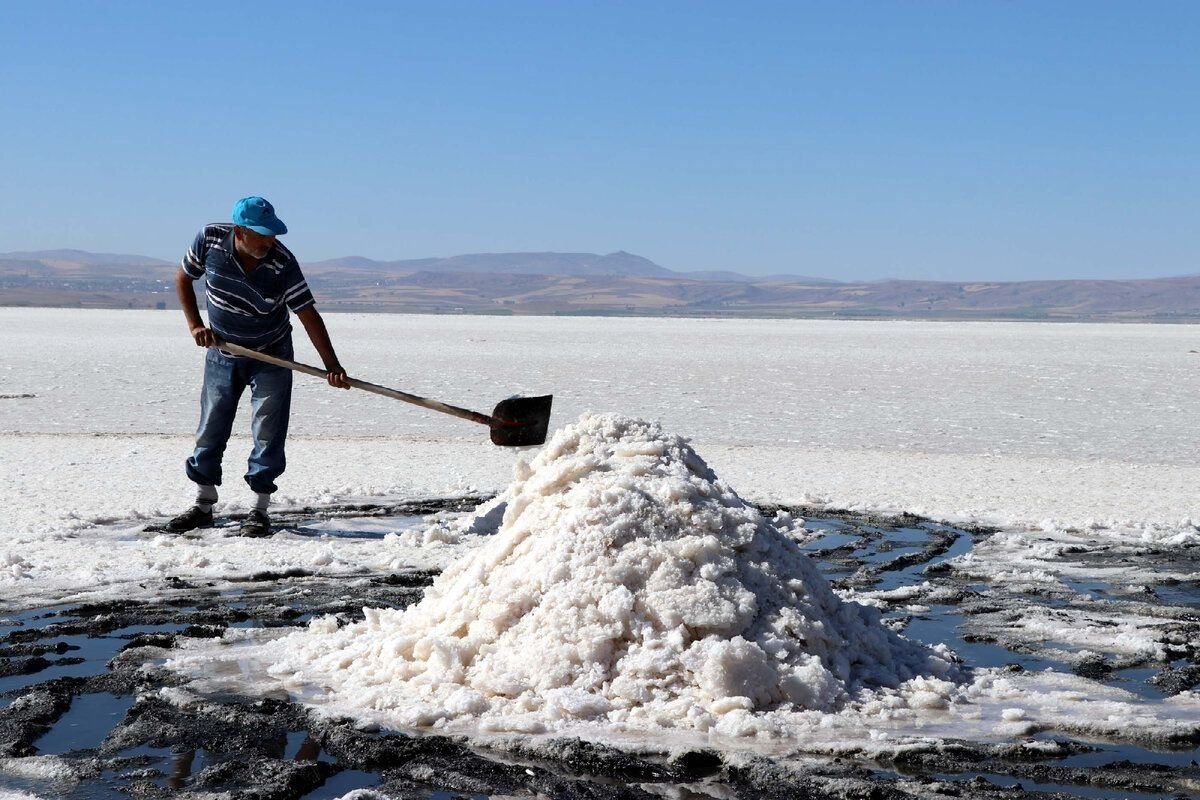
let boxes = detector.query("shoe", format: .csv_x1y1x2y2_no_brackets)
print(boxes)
165,505,213,533
239,509,271,538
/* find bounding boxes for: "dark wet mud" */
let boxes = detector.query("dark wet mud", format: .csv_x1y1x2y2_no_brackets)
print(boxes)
1,499,1198,799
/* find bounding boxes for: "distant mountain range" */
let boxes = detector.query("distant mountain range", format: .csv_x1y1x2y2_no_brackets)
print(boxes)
310,250,672,277
1,249,1197,322
306,251,838,284
0,248,834,284
0,249,172,267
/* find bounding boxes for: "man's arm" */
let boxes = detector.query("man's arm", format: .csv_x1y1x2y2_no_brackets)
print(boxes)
175,270,215,347
295,306,350,389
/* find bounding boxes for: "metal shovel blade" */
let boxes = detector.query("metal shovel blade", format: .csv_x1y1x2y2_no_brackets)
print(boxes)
490,395,554,446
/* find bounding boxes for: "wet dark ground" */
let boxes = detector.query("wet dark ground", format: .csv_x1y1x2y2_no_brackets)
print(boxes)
1,500,1198,799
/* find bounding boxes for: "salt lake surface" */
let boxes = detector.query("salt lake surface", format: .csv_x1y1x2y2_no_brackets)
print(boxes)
1,309,1198,799
3,308,1198,536
0,308,1197,607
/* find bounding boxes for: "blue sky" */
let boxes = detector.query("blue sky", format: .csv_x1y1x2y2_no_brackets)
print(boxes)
1,2,1196,280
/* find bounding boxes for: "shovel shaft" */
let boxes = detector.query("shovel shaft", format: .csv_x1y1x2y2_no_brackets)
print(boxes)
211,340,493,427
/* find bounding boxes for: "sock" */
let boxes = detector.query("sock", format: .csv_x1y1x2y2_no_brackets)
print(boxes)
254,492,271,513
196,485,218,513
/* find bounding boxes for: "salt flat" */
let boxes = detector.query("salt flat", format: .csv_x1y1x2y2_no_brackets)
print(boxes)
3,308,1197,515
0,308,1197,608
2,310,1199,795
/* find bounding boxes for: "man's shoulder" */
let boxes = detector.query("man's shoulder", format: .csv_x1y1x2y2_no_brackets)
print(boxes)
182,223,232,276
193,223,233,251
199,222,233,240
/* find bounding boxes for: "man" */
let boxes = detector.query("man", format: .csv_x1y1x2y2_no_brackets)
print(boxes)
167,196,349,537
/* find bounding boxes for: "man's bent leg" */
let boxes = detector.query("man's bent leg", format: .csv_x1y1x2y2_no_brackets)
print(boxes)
186,348,245,487
244,353,293,496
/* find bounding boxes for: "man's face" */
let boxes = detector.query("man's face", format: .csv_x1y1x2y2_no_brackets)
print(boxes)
234,227,276,260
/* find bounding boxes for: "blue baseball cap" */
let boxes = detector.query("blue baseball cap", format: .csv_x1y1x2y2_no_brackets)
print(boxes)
231,196,287,236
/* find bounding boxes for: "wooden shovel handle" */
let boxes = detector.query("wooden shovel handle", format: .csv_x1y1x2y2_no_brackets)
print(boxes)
210,338,493,427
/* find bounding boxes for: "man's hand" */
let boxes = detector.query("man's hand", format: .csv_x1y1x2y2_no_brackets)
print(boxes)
191,326,216,347
326,364,351,389
296,306,350,389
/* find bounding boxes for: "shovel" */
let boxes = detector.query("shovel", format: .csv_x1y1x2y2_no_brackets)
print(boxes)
211,338,553,447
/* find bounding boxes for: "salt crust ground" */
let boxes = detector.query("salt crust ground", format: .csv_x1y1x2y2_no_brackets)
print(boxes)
2,432,1197,612
3,310,1200,613
2,309,1200,756
163,414,1200,757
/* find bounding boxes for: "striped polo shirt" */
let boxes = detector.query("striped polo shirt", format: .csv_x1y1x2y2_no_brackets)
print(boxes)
181,223,316,351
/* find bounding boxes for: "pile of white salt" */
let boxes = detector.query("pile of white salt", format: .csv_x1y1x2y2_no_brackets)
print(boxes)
171,413,958,736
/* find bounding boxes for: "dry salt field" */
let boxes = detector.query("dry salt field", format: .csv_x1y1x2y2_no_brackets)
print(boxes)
1,308,1198,800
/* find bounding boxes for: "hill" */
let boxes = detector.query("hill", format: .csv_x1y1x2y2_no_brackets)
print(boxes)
1,249,1197,321
308,250,676,278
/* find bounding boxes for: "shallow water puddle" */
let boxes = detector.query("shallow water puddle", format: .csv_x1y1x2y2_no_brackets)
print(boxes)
1056,741,1200,769
285,730,335,763
1154,580,1200,607
938,771,1174,800
900,613,1070,673
298,769,379,799
0,618,191,694
33,692,134,754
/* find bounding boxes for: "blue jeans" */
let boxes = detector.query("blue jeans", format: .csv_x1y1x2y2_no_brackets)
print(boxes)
185,337,294,494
